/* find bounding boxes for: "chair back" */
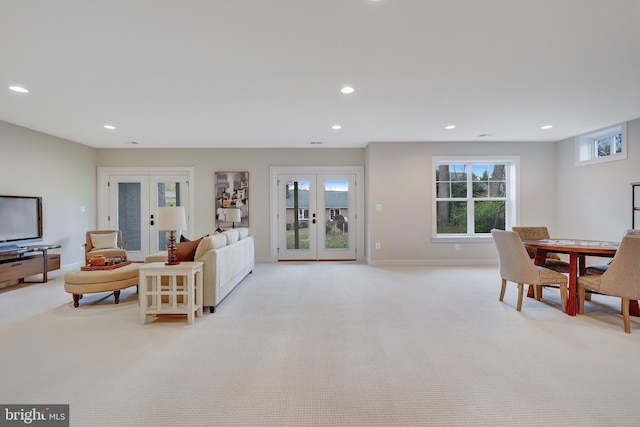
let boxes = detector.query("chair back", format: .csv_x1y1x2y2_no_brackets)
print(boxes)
512,226,563,260
491,229,540,284
85,230,124,260
600,235,640,300
512,226,550,240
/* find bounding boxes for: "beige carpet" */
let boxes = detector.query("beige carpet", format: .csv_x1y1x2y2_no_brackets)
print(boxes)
2,262,640,426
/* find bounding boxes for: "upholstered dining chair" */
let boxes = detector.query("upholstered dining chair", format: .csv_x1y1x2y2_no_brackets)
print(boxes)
84,230,127,262
585,229,640,275
512,226,570,273
577,234,640,333
491,229,568,312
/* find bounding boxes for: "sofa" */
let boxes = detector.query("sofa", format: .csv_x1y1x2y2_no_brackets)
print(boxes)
145,228,254,313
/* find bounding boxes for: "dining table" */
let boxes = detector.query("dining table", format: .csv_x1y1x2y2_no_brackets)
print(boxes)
521,238,630,316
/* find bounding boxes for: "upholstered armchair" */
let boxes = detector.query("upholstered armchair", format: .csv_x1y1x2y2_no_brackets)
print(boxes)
492,229,568,312
585,229,640,275
85,230,127,263
512,226,570,273
578,234,640,333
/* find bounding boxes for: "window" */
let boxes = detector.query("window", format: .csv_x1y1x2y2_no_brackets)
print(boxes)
298,209,309,220
433,157,518,242
575,122,627,166
329,209,341,220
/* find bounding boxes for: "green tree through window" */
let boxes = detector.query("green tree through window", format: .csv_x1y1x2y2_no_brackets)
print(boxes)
435,162,508,235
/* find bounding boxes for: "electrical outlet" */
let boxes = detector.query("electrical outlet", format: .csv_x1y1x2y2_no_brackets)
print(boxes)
375,242,381,249
455,244,461,251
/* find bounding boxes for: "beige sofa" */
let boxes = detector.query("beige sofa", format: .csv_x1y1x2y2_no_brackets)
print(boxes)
145,228,254,313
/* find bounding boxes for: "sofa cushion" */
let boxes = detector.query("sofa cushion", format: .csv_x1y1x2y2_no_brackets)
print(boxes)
90,232,118,249
194,235,225,261
175,238,202,261
223,229,239,245
237,228,249,240
211,234,227,249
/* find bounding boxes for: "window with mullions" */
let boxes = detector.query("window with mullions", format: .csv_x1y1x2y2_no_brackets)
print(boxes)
575,122,627,166
434,161,514,238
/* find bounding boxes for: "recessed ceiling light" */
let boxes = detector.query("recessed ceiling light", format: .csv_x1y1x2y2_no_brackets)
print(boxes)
310,141,323,145
104,125,116,130
445,125,456,130
541,125,553,130
340,86,354,94
9,86,29,93
332,125,342,130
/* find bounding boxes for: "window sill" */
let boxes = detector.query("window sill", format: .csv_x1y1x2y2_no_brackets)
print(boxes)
432,236,494,244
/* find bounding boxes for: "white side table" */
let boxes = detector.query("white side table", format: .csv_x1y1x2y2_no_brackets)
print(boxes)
139,261,203,325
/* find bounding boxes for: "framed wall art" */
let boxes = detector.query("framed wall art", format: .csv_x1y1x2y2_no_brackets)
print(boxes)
215,171,249,228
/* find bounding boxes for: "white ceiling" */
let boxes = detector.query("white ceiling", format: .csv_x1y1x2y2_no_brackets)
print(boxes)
2,0,640,149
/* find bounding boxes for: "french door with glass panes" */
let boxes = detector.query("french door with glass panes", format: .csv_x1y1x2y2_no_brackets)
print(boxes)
106,174,190,261
277,174,357,260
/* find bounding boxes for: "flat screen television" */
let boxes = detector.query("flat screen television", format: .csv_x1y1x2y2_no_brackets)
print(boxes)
0,195,43,249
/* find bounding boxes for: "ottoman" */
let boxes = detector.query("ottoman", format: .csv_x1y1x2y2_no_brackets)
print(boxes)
64,263,140,307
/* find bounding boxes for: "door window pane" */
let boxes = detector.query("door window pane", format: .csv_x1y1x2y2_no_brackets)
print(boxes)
157,182,182,251
118,183,141,251
286,181,310,250
325,180,349,250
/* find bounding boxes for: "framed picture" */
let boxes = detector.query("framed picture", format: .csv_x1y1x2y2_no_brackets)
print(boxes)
215,171,249,228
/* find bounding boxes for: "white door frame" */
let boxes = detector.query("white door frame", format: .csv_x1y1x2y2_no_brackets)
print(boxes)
97,167,195,257
270,166,365,262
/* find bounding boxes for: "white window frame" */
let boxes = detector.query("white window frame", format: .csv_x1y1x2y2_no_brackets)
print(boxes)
574,122,627,166
432,156,519,243
298,209,309,220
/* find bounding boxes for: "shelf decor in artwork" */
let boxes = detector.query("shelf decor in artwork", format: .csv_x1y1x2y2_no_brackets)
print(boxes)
215,171,249,228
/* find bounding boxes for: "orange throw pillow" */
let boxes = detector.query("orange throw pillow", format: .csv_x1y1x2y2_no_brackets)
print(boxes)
175,238,201,262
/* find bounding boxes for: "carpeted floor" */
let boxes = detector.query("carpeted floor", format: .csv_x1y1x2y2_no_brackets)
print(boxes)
2,262,640,426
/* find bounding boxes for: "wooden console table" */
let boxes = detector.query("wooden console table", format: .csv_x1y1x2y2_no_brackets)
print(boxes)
0,244,61,284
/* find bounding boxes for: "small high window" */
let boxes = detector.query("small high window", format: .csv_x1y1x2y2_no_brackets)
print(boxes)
575,122,627,166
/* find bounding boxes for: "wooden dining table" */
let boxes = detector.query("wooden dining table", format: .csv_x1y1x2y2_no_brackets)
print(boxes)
522,239,621,316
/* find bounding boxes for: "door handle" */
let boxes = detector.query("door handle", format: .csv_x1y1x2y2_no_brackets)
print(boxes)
150,214,154,226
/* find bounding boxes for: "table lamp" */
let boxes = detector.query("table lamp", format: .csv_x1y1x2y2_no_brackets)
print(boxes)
158,206,187,265
225,208,242,229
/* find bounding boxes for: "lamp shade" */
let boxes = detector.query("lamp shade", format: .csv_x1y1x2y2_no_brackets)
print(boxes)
158,206,187,231
225,208,242,223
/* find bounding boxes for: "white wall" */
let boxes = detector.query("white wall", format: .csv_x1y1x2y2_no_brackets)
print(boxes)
365,140,559,264
5,116,637,269
0,121,97,273
556,117,640,241
96,148,365,261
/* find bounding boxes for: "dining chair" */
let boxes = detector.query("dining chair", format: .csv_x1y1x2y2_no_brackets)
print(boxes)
512,226,570,273
577,234,640,333
491,229,568,312
585,229,640,275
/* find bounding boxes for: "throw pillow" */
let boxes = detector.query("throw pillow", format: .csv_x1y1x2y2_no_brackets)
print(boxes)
90,232,118,249
175,238,202,262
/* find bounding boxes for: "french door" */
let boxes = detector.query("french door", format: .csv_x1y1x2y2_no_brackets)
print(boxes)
277,173,357,261
98,168,194,262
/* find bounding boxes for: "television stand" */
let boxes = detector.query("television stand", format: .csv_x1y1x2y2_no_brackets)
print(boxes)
0,244,61,284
